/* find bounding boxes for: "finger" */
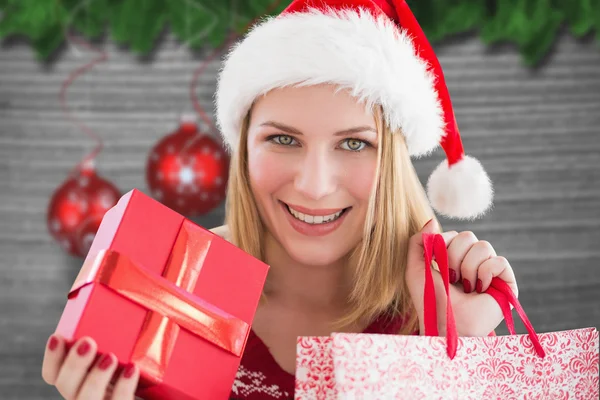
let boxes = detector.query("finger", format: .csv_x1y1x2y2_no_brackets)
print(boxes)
460,240,496,293
476,256,518,297
407,219,456,278
440,230,459,246
429,230,458,273
54,337,98,400
446,231,479,285
459,240,496,293
77,353,119,400
111,364,140,400
409,218,439,248
406,218,440,270
42,334,67,385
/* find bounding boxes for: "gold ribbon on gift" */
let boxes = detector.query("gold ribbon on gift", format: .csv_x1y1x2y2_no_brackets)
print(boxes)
70,221,250,384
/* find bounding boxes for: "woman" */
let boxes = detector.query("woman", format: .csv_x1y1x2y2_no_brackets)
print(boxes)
41,1,518,399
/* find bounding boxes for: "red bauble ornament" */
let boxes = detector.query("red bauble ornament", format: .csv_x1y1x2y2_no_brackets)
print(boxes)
146,114,230,216
47,164,121,257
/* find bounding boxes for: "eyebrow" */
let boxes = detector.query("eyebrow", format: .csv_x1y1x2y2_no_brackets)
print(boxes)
259,121,376,136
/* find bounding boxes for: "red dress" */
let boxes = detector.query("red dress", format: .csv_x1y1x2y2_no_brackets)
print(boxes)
229,314,409,399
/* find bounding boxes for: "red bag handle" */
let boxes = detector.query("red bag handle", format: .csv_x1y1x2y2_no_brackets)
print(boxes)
422,233,546,359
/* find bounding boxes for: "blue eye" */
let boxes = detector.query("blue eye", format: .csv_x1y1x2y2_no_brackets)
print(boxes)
340,138,367,152
269,135,297,146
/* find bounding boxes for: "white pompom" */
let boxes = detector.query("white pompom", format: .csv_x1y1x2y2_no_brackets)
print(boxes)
426,155,494,220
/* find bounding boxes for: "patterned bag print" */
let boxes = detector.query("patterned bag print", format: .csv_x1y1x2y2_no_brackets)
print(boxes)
295,233,599,399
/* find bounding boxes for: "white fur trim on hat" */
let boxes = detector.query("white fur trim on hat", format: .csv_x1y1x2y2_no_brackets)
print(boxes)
426,155,494,220
215,7,445,157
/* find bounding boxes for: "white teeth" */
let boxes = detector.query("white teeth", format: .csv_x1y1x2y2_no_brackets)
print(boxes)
287,205,344,224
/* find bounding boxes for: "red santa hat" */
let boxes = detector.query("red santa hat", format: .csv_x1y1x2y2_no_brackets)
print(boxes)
215,0,494,220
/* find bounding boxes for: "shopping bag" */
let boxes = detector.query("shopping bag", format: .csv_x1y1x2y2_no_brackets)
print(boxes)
295,233,599,399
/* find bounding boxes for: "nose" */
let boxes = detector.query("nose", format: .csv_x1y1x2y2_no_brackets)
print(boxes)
294,148,339,201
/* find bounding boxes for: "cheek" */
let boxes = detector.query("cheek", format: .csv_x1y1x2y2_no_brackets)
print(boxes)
248,148,293,195
341,156,378,201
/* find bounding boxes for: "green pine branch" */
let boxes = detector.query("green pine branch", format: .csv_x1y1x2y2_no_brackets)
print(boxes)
0,0,598,65
109,0,167,54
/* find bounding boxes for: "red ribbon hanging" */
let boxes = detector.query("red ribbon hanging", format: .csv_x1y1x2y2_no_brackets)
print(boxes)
422,232,545,359
55,0,108,175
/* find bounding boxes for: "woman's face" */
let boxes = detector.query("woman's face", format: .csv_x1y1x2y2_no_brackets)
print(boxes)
246,84,379,266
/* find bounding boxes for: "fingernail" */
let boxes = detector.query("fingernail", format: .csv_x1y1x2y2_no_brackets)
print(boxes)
48,336,59,351
77,340,91,356
476,279,483,293
421,218,433,230
463,279,472,293
123,364,136,379
97,353,113,370
449,269,456,284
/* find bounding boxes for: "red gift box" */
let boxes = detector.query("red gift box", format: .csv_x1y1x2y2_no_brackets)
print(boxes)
54,189,269,399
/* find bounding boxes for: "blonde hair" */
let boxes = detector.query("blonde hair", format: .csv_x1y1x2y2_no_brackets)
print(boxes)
225,104,436,335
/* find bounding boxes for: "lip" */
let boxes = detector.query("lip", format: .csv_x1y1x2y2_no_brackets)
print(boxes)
280,201,350,237
282,202,345,216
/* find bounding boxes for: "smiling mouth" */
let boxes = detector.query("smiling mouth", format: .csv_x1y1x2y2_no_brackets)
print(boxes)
281,202,350,225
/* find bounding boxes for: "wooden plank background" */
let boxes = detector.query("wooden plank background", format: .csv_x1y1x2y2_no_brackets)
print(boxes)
1,30,599,399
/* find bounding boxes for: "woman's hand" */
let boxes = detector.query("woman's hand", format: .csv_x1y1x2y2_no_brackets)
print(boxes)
42,335,140,400
405,219,519,337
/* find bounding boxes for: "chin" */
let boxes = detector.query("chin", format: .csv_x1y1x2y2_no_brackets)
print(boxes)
281,239,354,267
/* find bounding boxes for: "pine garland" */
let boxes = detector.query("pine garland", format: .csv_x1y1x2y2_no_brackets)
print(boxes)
0,0,598,65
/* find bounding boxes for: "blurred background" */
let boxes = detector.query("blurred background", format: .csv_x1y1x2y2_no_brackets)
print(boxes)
1,0,599,398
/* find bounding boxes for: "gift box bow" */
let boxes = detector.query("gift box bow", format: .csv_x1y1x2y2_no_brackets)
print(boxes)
69,226,250,385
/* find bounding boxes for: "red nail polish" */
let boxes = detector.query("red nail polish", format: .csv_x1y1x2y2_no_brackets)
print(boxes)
476,279,483,293
463,279,472,293
449,269,456,284
77,341,91,356
48,336,59,351
123,364,136,379
97,354,113,370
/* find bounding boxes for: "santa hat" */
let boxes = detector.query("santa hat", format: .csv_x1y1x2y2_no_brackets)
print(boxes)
215,0,494,220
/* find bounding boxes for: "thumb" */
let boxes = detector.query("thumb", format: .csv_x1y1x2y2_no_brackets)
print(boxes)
420,218,438,233
406,218,437,273
409,218,439,250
